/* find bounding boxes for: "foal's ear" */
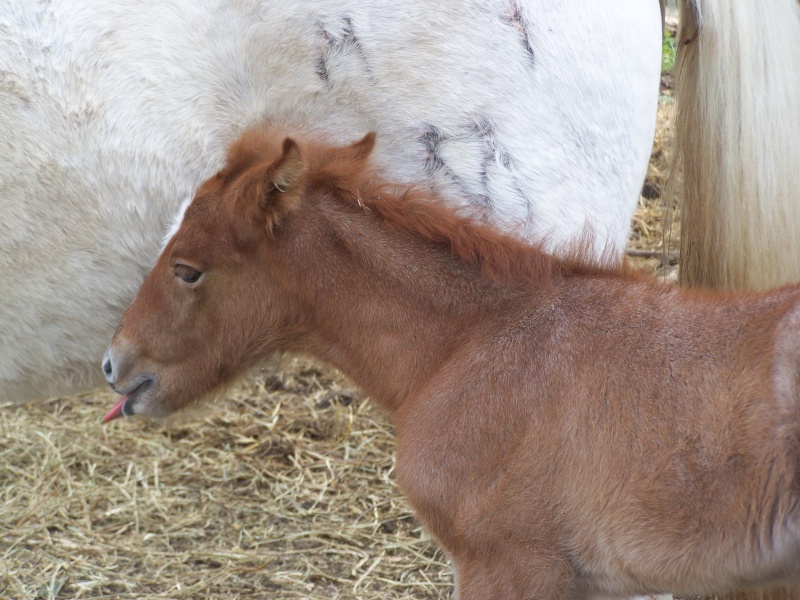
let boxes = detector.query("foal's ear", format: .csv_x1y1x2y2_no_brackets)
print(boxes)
270,138,306,196
233,137,306,231
320,132,376,182
346,132,376,161
334,132,375,167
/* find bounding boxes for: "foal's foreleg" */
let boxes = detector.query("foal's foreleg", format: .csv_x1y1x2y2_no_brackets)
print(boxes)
454,552,573,600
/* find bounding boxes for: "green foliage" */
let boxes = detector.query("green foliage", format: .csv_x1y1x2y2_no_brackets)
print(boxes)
661,29,677,75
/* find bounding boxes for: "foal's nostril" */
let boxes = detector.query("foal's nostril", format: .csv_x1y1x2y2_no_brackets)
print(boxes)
102,352,115,383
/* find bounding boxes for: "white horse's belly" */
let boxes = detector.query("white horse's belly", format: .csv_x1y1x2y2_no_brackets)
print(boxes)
0,0,660,402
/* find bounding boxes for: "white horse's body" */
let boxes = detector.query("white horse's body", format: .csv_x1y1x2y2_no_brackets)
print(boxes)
3,0,800,405
0,0,661,403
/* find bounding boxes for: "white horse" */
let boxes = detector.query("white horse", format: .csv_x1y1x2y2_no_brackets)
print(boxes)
1,0,799,404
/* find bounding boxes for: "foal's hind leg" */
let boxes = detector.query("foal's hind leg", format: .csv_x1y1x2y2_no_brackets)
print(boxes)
454,552,573,600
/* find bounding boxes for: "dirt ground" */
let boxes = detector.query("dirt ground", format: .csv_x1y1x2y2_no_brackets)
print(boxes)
1,97,677,599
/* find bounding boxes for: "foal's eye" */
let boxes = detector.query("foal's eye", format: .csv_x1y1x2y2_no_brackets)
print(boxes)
174,264,202,284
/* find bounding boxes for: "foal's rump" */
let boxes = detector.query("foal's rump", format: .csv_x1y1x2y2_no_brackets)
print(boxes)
0,0,661,403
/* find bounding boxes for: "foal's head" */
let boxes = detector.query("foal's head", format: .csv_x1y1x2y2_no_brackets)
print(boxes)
101,129,376,420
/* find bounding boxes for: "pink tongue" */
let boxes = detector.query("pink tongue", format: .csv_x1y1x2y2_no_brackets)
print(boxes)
102,394,130,423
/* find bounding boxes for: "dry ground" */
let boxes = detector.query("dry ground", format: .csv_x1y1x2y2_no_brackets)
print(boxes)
1,98,677,600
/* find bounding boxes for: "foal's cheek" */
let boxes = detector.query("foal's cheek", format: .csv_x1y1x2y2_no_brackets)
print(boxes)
158,292,214,361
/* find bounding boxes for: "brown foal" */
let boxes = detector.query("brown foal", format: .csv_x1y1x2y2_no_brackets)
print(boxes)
103,127,800,599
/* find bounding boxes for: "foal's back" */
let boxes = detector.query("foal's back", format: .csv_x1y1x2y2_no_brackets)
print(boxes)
396,276,800,596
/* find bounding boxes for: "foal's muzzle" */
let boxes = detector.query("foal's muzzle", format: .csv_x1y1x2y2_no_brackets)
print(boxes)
101,345,155,421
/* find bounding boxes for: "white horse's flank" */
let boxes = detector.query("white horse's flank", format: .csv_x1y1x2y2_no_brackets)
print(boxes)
0,0,661,403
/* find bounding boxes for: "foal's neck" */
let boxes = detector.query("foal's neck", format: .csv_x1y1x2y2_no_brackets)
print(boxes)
285,195,523,414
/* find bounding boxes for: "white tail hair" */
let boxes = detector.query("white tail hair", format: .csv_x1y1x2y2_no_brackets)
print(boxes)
676,0,800,290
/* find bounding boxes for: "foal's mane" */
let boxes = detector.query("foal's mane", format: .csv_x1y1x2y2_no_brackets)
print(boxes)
228,126,638,286
306,143,634,287
354,184,565,283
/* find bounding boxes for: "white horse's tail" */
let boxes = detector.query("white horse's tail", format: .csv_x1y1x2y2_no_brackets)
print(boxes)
676,0,800,290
